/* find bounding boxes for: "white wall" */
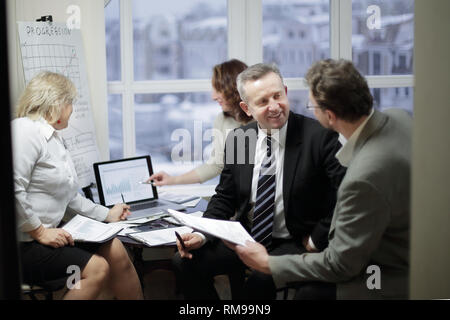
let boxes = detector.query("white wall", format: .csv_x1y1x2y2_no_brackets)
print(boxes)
410,0,450,299
7,0,110,160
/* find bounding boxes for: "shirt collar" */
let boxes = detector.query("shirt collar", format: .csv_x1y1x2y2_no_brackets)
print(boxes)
35,117,56,141
257,120,288,148
335,108,374,167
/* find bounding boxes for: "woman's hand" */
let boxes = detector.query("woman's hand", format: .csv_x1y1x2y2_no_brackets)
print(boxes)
148,171,174,186
105,203,131,222
28,225,74,248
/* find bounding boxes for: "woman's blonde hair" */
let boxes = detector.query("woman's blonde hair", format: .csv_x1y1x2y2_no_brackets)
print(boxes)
16,71,77,124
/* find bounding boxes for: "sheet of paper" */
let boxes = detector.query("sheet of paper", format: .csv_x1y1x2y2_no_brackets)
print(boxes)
190,211,204,218
164,211,203,225
158,191,199,204
168,209,255,246
129,226,193,247
62,215,123,242
109,222,140,228
109,214,166,226
118,227,139,237
182,197,202,207
158,184,215,198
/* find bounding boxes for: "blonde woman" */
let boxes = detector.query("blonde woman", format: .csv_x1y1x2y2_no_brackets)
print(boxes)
12,71,143,300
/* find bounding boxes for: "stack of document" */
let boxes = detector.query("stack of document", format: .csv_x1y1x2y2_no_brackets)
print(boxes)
62,215,123,243
128,226,193,247
163,210,203,225
167,209,255,246
109,214,168,236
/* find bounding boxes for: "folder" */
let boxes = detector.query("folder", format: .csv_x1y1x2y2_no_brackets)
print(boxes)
62,214,123,243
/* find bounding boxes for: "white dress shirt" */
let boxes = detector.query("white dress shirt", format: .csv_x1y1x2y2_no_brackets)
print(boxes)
194,112,242,182
196,121,291,245
12,117,108,242
249,123,291,239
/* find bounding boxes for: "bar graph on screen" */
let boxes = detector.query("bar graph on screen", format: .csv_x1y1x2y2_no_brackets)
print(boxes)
105,179,132,195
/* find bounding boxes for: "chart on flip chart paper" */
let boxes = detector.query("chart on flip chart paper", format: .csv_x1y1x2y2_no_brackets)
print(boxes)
17,21,100,187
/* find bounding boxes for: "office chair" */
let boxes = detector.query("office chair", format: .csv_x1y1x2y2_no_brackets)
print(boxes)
22,277,68,300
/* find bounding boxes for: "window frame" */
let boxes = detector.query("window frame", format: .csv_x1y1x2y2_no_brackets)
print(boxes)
107,0,414,158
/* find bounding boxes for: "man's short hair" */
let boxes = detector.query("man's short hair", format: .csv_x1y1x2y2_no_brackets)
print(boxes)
305,59,373,122
237,63,284,103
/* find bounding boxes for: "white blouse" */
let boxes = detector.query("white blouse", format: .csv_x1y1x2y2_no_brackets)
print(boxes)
194,112,242,182
12,117,108,242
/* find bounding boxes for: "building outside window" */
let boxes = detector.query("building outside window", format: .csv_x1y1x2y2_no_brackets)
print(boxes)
105,0,414,182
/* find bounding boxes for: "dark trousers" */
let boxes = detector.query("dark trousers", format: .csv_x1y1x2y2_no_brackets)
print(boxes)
293,281,336,300
172,238,306,300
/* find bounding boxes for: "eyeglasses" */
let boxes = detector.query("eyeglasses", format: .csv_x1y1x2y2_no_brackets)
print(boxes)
305,102,321,111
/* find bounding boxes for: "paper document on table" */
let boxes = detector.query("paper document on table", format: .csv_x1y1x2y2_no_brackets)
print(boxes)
182,197,201,208
118,227,140,237
167,209,255,246
62,215,123,243
128,226,193,247
164,211,203,225
108,213,167,226
158,191,199,204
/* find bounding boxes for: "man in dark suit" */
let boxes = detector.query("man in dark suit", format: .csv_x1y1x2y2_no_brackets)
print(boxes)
172,63,345,299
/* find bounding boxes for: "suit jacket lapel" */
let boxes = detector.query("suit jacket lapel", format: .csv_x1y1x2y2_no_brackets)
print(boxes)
240,122,258,198
283,112,303,216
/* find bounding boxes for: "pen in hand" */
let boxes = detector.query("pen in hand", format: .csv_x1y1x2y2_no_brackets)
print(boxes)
175,231,186,250
139,180,155,185
115,193,130,220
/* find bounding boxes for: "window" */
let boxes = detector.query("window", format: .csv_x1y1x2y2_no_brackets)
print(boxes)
108,94,123,160
105,0,415,176
134,92,218,163
132,0,227,81
106,0,227,184
287,90,313,119
352,0,414,76
105,0,121,81
263,0,330,77
373,52,381,75
371,87,413,114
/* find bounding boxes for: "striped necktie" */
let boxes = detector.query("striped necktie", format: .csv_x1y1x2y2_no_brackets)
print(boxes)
251,135,276,248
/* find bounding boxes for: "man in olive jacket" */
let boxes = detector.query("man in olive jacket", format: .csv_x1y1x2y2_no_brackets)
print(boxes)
233,59,411,299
